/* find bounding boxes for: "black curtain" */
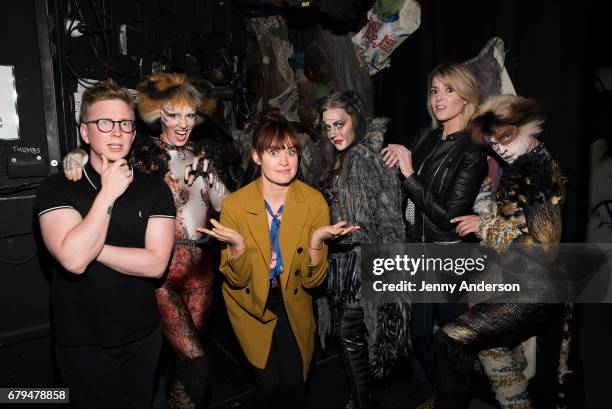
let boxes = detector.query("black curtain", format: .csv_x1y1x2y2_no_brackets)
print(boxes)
373,0,592,242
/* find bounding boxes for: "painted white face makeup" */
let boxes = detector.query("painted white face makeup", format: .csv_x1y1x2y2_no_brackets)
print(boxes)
488,125,537,164
322,108,355,151
160,104,197,146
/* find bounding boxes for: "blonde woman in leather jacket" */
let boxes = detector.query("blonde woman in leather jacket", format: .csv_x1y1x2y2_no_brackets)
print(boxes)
382,63,487,391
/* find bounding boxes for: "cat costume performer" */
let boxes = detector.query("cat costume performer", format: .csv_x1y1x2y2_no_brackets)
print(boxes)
421,95,571,409
135,74,230,409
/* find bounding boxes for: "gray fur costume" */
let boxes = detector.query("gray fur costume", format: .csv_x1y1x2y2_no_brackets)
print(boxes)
317,118,410,379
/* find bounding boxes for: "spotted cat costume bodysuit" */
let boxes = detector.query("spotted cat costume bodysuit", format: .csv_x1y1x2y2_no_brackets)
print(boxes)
133,137,229,408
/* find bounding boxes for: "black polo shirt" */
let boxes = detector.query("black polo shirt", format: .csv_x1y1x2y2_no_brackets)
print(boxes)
36,161,175,347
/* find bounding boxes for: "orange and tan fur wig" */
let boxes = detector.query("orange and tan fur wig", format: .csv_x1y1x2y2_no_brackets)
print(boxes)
137,73,217,124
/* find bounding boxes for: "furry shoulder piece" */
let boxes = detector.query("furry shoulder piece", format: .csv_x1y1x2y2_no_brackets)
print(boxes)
470,94,544,144
498,144,565,208
362,117,389,152
137,73,217,124
335,117,406,244
479,145,566,249
130,135,172,177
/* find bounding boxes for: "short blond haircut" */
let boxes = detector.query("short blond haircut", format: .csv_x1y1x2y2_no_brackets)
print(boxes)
80,78,133,121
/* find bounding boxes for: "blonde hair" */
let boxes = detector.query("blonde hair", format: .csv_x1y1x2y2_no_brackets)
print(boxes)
427,63,480,130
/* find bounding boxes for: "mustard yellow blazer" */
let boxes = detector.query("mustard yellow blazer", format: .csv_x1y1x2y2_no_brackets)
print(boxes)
218,177,329,379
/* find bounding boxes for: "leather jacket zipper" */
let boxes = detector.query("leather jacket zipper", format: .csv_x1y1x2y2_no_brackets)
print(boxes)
439,167,448,192
420,143,454,242
417,138,442,242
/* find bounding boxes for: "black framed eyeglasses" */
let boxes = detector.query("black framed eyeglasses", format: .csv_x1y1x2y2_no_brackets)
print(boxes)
81,118,136,133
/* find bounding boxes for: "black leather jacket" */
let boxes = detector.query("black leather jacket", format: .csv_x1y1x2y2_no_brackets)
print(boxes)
403,127,487,242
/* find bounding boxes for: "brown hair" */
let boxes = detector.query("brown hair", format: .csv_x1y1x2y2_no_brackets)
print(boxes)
317,90,367,143
80,78,133,121
252,110,301,157
427,63,480,129
469,94,544,144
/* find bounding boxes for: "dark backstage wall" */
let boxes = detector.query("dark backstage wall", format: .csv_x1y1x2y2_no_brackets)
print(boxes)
0,1,610,409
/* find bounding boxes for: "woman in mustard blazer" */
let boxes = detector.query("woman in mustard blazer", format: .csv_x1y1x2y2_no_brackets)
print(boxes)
198,112,358,409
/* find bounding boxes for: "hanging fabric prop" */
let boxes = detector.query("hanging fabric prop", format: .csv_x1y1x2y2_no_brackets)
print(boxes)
317,28,376,116
249,15,299,120
463,37,516,101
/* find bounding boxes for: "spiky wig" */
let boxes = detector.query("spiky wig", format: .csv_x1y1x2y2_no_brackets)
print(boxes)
469,94,544,144
136,73,217,124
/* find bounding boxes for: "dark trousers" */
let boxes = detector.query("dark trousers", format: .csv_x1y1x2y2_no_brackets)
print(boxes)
337,303,372,409
254,285,304,409
410,303,467,386
55,325,162,409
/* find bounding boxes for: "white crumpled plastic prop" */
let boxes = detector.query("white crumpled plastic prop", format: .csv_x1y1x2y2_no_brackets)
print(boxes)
352,0,421,75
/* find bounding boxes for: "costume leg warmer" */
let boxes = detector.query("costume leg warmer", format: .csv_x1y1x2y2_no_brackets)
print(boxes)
478,347,532,409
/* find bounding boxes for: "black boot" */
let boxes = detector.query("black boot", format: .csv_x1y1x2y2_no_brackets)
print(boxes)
432,331,474,409
338,304,374,409
168,355,212,409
